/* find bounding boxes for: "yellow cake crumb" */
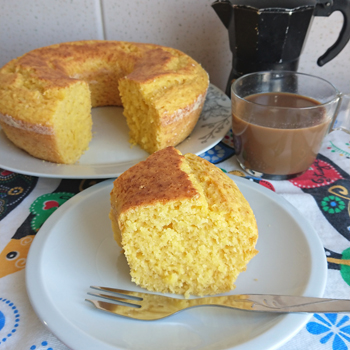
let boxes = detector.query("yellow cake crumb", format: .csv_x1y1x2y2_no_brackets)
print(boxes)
109,146,258,297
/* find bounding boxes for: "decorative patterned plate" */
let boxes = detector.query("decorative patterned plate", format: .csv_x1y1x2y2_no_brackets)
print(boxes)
0,84,231,179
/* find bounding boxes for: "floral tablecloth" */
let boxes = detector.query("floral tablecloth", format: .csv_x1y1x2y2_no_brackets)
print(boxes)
0,129,349,350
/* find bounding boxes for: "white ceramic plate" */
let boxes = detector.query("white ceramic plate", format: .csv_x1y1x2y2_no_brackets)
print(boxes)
0,84,231,179
26,175,327,350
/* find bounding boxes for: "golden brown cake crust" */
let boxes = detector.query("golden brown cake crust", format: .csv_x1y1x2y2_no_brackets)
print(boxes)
0,119,60,163
112,146,198,214
1,41,200,89
128,48,184,82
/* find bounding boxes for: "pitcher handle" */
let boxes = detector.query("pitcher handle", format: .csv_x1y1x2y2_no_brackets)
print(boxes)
314,0,350,66
331,93,350,134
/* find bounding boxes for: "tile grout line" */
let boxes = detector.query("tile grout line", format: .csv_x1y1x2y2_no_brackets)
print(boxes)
95,0,107,40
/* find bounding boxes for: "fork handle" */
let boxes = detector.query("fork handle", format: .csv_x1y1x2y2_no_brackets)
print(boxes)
188,294,350,313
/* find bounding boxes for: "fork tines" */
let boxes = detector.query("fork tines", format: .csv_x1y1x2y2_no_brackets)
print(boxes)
87,286,143,307
85,285,177,320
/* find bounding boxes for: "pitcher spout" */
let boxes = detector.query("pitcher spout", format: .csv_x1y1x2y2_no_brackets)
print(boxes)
211,0,233,28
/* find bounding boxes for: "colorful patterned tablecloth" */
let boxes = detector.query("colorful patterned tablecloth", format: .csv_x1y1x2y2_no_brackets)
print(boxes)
0,129,349,350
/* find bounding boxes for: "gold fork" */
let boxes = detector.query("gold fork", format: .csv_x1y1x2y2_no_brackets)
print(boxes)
86,286,350,321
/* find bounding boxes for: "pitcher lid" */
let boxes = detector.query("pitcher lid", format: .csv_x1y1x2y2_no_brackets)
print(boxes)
230,0,316,11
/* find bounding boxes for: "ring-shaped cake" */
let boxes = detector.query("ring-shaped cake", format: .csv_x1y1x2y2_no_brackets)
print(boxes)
0,40,209,164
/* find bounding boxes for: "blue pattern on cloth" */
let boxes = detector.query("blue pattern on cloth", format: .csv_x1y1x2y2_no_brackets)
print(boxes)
199,141,235,164
30,340,53,349
306,314,350,349
0,298,20,345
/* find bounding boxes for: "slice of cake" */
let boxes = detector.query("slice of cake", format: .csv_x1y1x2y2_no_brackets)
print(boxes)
109,146,258,297
118,47,208,154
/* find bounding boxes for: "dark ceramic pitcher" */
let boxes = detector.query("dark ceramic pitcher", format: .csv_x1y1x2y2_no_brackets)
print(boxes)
212,0,350,95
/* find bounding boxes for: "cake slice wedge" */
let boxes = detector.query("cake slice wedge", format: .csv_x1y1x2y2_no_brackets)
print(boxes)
109,146,258,297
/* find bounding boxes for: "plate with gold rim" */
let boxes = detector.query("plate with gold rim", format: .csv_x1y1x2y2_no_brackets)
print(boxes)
0,84,231,179
26,175,327,350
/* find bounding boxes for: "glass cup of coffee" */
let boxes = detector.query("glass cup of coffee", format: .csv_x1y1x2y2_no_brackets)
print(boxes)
231,71,350,180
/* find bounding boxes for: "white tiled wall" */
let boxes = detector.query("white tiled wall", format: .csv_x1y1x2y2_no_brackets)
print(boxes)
299,12,350,93
0,0,104,63
1,0,349,93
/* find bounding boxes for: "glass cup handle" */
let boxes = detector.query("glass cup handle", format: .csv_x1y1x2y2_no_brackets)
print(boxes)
331,93,350,134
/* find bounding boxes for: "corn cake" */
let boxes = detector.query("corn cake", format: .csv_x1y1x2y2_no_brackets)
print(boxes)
0,40,209,164
109,146,258,297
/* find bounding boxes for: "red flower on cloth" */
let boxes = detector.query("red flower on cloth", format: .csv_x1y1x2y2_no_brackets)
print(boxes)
289,159,343,189
258,180,275,191
0,170,12,176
